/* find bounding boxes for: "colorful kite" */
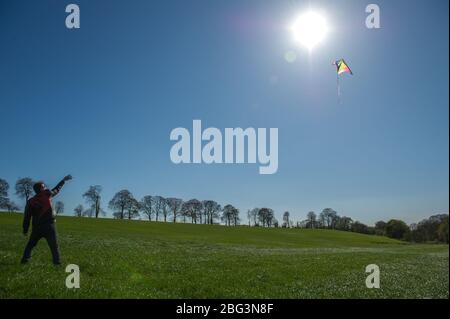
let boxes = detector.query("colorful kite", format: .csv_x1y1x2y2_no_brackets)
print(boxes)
333,59,353,103
334,59,353,75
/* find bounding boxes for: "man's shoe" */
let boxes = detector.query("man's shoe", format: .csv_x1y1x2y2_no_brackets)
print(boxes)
53,261,62,266
20,259,29,264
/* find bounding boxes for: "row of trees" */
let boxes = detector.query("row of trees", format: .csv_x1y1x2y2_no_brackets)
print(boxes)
71,187,233,225
373,214,449,243
292,208,448,243
0,177,448,243
107,190,239,225
409,214,449,243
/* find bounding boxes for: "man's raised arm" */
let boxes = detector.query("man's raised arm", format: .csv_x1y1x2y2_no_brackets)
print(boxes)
51,175,72,197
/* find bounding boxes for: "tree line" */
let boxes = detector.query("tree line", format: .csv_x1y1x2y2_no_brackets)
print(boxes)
0,177,448,244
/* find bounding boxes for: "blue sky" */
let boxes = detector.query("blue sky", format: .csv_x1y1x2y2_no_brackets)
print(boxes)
1,0,448,225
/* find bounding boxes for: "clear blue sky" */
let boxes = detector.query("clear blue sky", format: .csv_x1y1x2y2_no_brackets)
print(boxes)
1,0,448,225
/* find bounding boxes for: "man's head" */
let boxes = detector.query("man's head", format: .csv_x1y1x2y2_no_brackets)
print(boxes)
33,182,46,194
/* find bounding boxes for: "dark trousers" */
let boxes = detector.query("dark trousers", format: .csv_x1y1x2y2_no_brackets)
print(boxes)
22,223,60,264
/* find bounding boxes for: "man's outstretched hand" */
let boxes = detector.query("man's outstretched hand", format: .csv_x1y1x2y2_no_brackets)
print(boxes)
63,174,73,182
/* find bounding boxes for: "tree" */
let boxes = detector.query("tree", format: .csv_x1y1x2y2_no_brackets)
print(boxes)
0,178,10,209
153,196,165,222
306,211,317,229
0,178,8,197
203,200,221,225
375,221,387,235
222,204,239,226
190,199,203,224
161,197,170,222
140,195,154,221
283,211,290,228
109,189,133,220
438,215,449,244
180,201,191,223
15,177,34,205
318,211,326,228
257,208,274,227
55,201,64,215
231,207,240,226
181,199,203,224
320,208,338,229
166,198,183,223
83,185,103,218
74,204,84,217
411,214,449,243
273,218,279,228
385,219,410,240
351,221,371,234
336,216,353,231
125,197,140,220
247,208,259,226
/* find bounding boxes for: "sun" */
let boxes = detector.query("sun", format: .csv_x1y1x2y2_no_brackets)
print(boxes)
291,11,328,51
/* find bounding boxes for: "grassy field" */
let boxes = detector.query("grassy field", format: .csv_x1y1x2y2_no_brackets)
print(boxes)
0,212,448,299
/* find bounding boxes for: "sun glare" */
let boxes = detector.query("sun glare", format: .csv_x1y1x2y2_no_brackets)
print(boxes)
291,11,328,51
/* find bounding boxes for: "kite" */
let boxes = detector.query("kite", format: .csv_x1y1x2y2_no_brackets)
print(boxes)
333,59,353,103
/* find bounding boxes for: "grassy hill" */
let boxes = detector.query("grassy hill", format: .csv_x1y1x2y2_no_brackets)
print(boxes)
0,213,448,298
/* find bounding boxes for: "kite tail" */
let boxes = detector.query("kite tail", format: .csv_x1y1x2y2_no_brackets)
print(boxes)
337,74,342,104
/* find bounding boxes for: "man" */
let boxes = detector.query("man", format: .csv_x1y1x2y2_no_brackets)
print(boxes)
21,175,72,265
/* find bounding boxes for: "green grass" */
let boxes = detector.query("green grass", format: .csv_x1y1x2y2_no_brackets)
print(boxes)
0,213,448,299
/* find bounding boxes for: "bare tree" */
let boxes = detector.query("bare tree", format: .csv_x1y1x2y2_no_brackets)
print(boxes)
0,179,19,213
202,200,221,225
83,185,103,218
125,197,140,220
0,178,9,209
153,196,165,222
307,211,317,229
191,199,203,224
222,204,239,226
109,189,133,220
161,197,170,222
0,178,8,197
318,211,326,228
222,205,231,226
231,207,240,226
258,208,274,227
74,204,84,217
54,201,64,215
283,211,290,228
320,208,338,229
140,195,154,221
166,198,183,223
181,199,203,224
180,202,190,223
15,177,34,206
248,208,259,226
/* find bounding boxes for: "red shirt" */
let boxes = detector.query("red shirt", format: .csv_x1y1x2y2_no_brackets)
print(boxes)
23,180,65,232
